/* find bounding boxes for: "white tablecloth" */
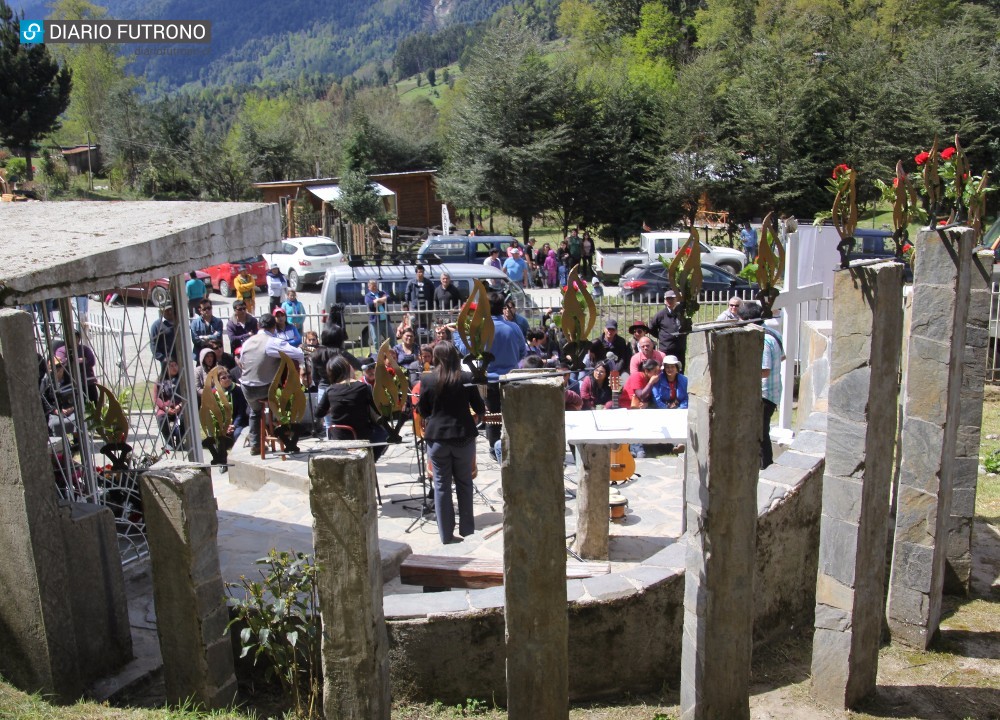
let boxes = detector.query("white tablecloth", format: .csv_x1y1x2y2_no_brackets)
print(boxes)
564,408,688,445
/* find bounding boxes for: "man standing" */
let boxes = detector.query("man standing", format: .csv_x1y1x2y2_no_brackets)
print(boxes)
185,271,206,318
226,300,258,353
149,303,177,374
190,300,223,360
502,248,527,287
649,290,686,367
740,222,758,262
239,313,305,449
364,280,391,348
597,319,630,374
405,265,436,334
523,238,537,288
434,272,462,310
568,229,582,269
739,302,782,469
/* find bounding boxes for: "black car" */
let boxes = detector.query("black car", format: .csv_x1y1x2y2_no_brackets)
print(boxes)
619,262,758,302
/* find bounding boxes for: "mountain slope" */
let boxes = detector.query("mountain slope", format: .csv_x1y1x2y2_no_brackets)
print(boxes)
14,0,515,91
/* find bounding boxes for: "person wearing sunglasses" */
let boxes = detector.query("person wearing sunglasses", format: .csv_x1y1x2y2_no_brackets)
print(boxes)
717,296,743,322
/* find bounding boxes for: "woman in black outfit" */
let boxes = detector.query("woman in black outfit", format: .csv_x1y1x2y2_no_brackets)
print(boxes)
317,356,386,460
417,341,485,544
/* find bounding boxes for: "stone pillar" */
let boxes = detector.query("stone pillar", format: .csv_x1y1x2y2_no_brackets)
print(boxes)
810,263,904,708
680,328,762,720
946,249,993,594
0,308,82,701
501,376,568,720
887,227,974,649
572,443,611,560
141,464,237,708
309,448,390,720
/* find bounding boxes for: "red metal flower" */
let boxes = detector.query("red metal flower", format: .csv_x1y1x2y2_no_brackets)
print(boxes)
915,151,930,166
892,177,899,188
832,164,851,178
940,147,956,161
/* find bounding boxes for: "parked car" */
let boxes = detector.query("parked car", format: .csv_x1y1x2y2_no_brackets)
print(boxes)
200,256,267,297
416,234,518,264
595,231,746,282
619,262,757,302
264,237,347,291
109,271,213,307
846,228,913,282
320,263,532,348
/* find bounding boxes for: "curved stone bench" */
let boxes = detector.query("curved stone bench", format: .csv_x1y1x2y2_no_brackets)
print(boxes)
384,412,827,704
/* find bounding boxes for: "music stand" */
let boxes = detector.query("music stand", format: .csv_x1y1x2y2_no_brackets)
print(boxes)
395,419,434,533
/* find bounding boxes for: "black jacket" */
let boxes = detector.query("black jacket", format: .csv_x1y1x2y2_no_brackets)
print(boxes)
417,372,485,443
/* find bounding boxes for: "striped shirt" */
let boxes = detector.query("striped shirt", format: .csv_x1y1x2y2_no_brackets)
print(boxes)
762,331,782,404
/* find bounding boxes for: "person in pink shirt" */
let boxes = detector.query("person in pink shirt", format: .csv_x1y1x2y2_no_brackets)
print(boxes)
544,251,558,288
629,335,665,374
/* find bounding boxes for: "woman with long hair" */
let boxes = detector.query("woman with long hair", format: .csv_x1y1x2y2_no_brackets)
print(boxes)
416,341,485,544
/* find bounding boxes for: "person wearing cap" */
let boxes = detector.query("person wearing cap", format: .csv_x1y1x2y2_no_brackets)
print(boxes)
272,307,302,347
266,264,287,312
233,266,257,315
650,290,686,368
627,321,651,355
590,276,604,299
502,247,527,287
226,300,258,354
239,313,305,448
717,295,743,322
597,318,631,375
652,355,688,409
629,335,664,374
149,302,177,374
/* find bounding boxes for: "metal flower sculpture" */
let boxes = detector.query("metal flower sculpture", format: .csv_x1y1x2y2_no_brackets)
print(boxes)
890,161,921,258
373,338,411,443
85,382,132,469
967,171,991,244
666,227,703,333
920,137,945,225
952,135,971,223
267,352,306,452
560,264,598,370
830,164,858,268
754,212,786,320
456,279,495,382
200,366,234,465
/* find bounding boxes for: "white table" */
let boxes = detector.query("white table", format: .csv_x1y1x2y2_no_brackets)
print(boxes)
564,409,688,559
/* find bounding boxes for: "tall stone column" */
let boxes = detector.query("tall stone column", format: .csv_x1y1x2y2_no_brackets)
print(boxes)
0,308,82,701
501,376,568,720
946,248,993,594
887,227,975,649
572,443,611,560
310,448,390,720
810,263,904,708
141,464,237,708
680,327,762,720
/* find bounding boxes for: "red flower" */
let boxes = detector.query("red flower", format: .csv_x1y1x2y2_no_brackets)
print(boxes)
832,164,851,178
915,151,930,166
892,177,899,188
940,147,956,161
467,302,477,311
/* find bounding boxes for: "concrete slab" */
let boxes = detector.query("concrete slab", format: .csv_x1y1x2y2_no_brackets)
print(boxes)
1,201,281,304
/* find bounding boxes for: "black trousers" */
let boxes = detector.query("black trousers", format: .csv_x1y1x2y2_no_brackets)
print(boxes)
485,381,501,445
761,398,777,469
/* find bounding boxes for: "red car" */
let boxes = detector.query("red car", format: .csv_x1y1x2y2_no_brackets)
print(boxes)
200,255,268,298
107,270,213,307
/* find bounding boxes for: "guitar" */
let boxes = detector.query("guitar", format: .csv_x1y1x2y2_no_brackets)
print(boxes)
608,371,637,483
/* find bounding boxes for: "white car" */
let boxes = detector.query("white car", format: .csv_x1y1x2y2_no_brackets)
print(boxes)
264,236,347,291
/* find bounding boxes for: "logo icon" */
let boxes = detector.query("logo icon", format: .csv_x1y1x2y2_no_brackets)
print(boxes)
20,20,44,44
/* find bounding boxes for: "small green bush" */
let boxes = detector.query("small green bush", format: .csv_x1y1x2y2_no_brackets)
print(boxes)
983,449,1000,474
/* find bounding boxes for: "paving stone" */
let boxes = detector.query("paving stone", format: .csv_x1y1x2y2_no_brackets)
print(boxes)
791,430,827,456
581,573,638,602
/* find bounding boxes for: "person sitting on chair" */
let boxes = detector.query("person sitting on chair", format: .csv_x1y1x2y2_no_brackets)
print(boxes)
417,341,485,545
316,355,386,460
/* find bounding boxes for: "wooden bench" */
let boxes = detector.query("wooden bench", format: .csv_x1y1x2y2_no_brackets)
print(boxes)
399,554,611,589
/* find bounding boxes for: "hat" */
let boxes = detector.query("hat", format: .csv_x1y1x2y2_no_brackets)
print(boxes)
511,248,521,255
628,321,650,334
592,276,601,284
664,290,677,299
269,263,279,270
273,307,286,316
662,355,681,367
605,318,618,330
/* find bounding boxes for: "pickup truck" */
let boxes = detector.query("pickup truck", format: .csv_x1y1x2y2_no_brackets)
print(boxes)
595,231,746,282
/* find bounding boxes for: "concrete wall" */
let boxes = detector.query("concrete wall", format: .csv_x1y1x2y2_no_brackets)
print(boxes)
384,431,825,705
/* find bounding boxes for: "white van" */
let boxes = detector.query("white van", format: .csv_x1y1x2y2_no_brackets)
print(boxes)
319,263,532,348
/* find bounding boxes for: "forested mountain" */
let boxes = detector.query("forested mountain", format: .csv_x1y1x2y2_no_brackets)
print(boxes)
14,0,517,92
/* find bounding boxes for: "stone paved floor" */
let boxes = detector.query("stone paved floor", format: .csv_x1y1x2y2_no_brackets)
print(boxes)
215,427,685,595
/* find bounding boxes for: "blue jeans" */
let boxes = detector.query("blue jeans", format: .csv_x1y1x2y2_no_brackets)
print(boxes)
368,317,391,349
427,437,477,543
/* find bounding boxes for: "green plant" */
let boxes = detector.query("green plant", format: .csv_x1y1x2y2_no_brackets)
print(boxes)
226,550,322,719
983,449,1000,475
738,262,758,282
